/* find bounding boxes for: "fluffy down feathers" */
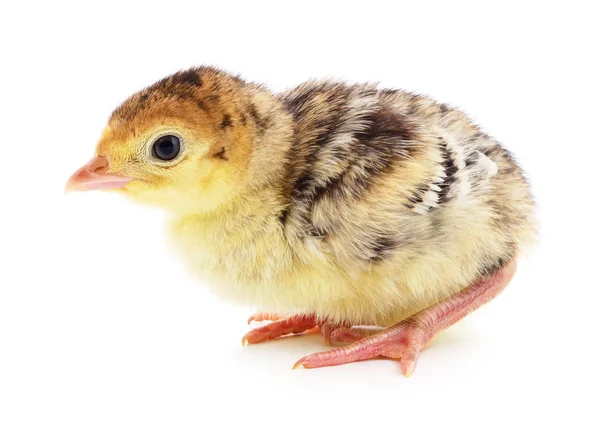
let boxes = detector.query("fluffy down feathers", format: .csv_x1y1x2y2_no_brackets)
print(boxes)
104,66,536,326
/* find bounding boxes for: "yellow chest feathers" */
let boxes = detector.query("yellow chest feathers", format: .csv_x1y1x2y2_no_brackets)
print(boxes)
166,213,455,325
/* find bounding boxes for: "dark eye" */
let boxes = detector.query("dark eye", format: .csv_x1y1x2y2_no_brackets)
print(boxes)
152,135,181,161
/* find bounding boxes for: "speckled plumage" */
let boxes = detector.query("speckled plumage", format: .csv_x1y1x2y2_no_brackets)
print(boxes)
93,66,537,329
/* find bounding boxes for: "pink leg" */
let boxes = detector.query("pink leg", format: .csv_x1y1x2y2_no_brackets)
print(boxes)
294,260,517,376
242,314,318,345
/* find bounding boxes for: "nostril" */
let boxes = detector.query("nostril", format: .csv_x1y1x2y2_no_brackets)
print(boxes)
87,156,109,174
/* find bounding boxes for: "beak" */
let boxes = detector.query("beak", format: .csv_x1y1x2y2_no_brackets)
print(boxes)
65,156,132,192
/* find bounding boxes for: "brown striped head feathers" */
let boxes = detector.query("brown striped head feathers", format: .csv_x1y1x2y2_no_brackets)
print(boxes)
68,66,278,215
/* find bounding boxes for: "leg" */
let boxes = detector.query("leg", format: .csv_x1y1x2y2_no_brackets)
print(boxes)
242,314,318,345
294,259,516,376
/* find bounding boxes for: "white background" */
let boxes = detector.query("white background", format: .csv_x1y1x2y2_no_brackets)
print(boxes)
1,1,598,431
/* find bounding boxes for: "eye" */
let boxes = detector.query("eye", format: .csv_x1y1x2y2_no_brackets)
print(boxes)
152,135,181,161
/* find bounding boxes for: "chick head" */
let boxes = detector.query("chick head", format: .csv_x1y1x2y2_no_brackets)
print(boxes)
66,67,253,215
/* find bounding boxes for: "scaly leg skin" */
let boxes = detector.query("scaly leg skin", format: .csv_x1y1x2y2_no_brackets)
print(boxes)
242,314,318,345
293,259,517,376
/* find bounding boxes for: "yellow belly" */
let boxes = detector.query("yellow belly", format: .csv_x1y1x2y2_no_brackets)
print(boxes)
167,200,519,326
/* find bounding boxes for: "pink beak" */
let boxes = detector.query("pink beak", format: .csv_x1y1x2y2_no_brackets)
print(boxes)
65,156,132,192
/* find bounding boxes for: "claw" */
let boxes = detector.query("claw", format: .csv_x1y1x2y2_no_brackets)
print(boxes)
403,360,416,377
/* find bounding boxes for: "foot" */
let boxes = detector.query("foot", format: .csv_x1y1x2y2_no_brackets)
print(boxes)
294,259,517,376
293,317,429,376
242,314,318,345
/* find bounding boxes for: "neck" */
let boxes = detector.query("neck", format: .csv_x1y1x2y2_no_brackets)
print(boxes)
244,87,295,193
167,182,293,288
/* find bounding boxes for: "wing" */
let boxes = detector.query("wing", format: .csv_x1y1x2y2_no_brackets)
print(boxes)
278,82,499,266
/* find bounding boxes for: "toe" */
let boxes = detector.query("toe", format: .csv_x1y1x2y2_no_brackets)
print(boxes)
293,337,386,369
242,315,318,345
247,312,282,324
